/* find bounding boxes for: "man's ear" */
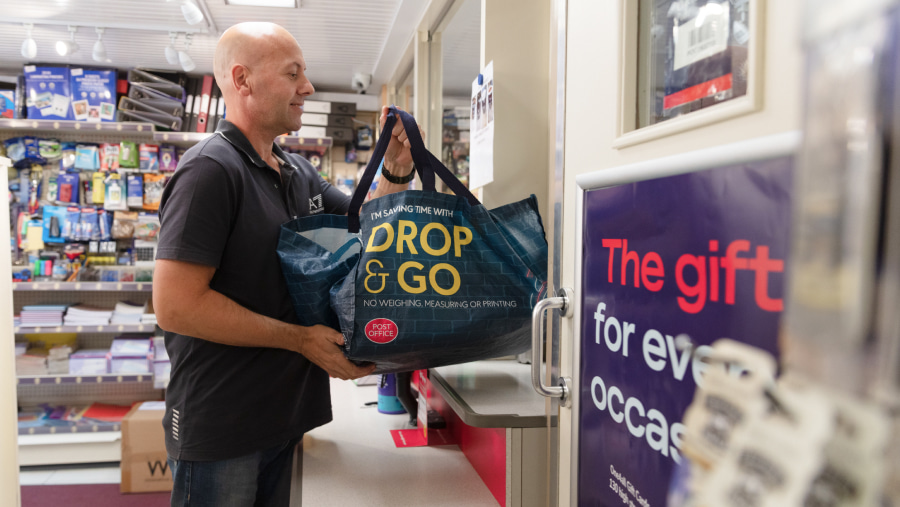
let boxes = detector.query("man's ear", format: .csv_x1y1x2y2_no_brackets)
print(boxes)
232,64,252,96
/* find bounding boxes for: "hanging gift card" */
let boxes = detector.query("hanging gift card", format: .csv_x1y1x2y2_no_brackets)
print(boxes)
696,378,834,507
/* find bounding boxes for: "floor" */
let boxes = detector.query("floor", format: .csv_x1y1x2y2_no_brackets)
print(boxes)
19,379,500,506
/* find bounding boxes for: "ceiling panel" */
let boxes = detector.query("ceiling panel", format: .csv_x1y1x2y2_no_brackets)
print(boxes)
442,0,480,97
0,0,480,96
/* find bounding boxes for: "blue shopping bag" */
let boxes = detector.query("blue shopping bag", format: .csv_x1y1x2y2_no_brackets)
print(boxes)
278,107,548,373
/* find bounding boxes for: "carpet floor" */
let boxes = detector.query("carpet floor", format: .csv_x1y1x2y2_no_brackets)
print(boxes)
21,484,170,507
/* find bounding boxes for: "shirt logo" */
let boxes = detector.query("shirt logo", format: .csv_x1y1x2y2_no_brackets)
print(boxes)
309,194,324,214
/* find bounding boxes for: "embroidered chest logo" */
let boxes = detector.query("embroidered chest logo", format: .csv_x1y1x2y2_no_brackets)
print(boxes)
309,194,324,214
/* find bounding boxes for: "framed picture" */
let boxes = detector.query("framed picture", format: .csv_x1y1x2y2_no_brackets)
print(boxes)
615,0,765,148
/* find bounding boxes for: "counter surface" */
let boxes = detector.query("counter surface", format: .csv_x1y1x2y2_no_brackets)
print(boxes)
431,359,554,428
302,377,498,506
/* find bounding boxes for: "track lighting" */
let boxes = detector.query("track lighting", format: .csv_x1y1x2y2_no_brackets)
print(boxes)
92,27,108,62
21,23,37,59
165,32,180,65
56,26,79,57
179,33,196,72
181,0,205,25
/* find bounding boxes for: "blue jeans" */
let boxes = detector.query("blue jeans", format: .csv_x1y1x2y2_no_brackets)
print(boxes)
168,437,301,507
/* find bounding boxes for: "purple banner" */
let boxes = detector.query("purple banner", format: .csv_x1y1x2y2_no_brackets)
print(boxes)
578,156,792,506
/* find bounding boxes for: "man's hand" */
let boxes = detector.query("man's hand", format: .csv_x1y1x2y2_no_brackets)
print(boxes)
294,324,376,380
379,105,423,176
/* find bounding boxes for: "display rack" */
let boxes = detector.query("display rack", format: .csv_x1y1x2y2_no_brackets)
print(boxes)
0,117,338,466
0,118,334,148
12,283,163,465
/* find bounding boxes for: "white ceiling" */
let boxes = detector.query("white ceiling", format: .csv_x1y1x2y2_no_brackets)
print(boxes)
0,0,480,97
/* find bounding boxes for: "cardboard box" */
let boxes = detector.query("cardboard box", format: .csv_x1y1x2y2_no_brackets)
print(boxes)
296,125,326,138
120,401,172,493
327,114,354,127
330,102,357,115
303,99,331,114
300,112,328,126
326,127,354,142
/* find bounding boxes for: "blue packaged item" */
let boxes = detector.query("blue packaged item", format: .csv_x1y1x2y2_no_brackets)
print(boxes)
79,207,100,241
277,107,548,373
56,173,80,204
42,205,68,244
62,207,80,240
23,66,73,120
97,209,111,240
4,137,26,164
69,68,116,122
74,144,100,171
59,142,77,171
0,90,14,119
138,144,159,172
5,137,45,169
126,174,143,208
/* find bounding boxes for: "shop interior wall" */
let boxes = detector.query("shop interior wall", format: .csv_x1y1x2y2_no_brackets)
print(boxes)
556,0,804,503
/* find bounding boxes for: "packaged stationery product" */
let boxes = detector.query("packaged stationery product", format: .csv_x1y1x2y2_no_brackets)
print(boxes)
69,68,116,122
23,66,72,120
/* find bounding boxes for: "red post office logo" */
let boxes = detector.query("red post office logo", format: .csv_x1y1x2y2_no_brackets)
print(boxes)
365,318,399,344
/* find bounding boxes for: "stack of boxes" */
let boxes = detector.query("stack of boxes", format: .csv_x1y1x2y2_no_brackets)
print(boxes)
296,99,357,143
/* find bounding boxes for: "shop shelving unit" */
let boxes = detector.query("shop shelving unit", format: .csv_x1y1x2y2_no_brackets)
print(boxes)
2,118,337,465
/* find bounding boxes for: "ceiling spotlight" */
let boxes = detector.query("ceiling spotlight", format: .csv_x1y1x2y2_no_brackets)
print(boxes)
21,23,37,59
181,0,205,25
56,26,79,56
92,27,108,62
165,32,180,65
179,33,196,72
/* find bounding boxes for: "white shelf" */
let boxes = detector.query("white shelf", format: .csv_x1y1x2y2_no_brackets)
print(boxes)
18,430,122,466
19,430,121,443
17,374,154,386
13,282,153,292
15,323,157,334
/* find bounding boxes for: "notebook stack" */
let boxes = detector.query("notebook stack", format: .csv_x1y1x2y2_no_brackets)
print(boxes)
20,304,68,328
64,304,114,326
110,301,146,325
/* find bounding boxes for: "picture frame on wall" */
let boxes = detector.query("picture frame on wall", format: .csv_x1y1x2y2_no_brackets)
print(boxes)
615,0,765,148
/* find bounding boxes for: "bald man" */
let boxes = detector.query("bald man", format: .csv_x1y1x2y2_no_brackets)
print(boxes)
153,22,418,506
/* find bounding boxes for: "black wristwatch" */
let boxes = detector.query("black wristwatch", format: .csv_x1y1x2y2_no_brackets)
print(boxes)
381,161,415,184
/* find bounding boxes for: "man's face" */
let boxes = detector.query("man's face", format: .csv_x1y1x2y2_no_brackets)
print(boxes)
252,42,315,135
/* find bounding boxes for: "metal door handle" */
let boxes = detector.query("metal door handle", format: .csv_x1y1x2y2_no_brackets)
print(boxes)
531,287,573,407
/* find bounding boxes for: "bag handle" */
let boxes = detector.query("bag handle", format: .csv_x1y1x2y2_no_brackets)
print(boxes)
347,106,480,233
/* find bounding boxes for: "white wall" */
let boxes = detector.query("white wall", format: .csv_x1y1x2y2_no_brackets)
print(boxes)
480,0,551,220
0,158,20,507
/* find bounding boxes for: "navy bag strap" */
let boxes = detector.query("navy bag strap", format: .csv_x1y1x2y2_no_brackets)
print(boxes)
347,106,480,233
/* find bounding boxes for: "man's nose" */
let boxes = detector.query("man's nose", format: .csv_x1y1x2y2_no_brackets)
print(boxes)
298,78,314,96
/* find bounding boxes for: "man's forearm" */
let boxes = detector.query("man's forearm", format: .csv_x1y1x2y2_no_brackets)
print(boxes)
157,285,301,352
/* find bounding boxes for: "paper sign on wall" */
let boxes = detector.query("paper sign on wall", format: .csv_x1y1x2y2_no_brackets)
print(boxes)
469,61,495,190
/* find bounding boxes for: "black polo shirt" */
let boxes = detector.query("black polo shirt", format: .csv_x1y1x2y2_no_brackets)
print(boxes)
157,119,350,461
